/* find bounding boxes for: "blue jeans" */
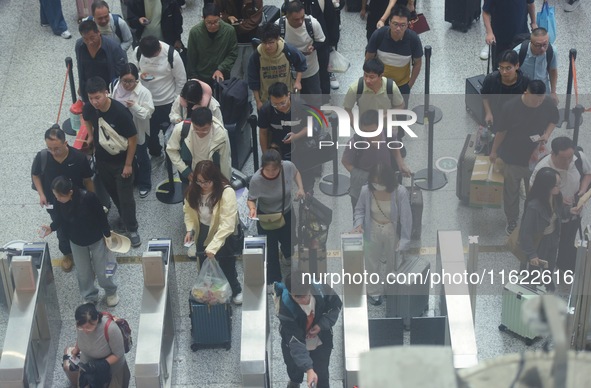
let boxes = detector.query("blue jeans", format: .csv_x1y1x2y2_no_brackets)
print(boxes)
70,239,118,302
135,142,152,191
39,0,68,35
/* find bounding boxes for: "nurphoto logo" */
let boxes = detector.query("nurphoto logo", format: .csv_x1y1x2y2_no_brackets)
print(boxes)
305,106,418,150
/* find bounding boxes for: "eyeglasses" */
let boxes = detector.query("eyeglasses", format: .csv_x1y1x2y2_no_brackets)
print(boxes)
196,180,212,186
121,79,138,85
271,99,289,109
205,20,220,26
497,65,514,72
531,42,549,49
390,22,408,29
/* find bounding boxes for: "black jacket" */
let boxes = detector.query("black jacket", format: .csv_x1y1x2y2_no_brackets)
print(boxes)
126,0,183,46
278,284,342,372
50,189,111,247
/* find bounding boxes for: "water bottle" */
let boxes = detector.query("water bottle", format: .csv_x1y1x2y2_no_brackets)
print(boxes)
105,262,117,278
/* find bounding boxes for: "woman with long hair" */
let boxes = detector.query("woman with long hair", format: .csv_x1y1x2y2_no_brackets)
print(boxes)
183,160,243,304
247,149,305,288
519,167,575,289
40,176,119,307
169,79,224,123
353,162,412,305
111,63,155,198
62,303,130,387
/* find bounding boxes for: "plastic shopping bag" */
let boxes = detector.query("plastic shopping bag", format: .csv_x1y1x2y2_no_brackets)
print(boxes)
537,1,556,44
191,258,232,305
328,50,350,73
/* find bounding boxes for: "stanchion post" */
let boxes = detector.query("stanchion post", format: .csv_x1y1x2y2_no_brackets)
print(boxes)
412,45,442,124
559,49,577,129
319,115,350,196
65,57,76,104
414,108,448,191
427,108,434,183
572,104,584,147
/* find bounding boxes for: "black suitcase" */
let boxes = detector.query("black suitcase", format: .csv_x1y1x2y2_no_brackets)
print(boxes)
213,79,254,170
346,0,361,12
386,257,430,329
231,168,251,191
297,195,333,276
444,0,481,32
456,133,477,203
189,296,233,351
407,174,423,240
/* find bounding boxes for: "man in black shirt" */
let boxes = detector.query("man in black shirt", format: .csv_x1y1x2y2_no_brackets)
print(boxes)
258,82,315,192
481,50,530,132
31,125,94,272
75,20,127,102
82,77,142,247
490,80,559,235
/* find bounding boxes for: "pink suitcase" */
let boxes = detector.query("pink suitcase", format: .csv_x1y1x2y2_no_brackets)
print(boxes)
76,0,94,22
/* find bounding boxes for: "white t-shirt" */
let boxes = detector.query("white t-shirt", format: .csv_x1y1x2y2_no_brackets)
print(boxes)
279,16,326,78
198,192,213,226
531,152,591,204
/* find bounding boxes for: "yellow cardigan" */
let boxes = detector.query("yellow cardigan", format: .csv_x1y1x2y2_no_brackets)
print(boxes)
183,187,237,254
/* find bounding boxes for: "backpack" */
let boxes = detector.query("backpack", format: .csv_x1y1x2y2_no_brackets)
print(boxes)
273,281,324,318
136,44,175,69
355,77,395,106
574,147,585,182
103,311,133,353
278,15,315,41
179,120,221,168
88,14,123,43
517,37,554,73
214,78,250,125
31,149,49,191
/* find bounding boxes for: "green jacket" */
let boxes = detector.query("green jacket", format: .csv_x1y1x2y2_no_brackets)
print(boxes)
187,21,238,80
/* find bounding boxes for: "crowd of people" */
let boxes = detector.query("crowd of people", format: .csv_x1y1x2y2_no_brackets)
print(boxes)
29,0,591,387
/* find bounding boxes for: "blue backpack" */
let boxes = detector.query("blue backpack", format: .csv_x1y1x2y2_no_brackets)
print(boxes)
273,281,324,318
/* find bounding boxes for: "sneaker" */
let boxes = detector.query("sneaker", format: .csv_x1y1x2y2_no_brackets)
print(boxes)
287,382,301,388
113,218,126,234
41,23,49,27
61,30,72,39
368,295,383,306
129,231,141,248
330,73,340,90
506,220,517,236
139,189,150,198
479,44,489,60
564,0,581,12
106,293,120,307
61,254,74,272
232,292,243,305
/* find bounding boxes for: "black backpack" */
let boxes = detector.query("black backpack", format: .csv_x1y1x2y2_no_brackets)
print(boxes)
31,149,49,191
214,78,250,125
515,34,554,73
278,15,314,41
136,44,175,69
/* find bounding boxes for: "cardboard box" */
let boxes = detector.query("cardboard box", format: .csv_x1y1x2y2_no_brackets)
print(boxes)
470,156,504,208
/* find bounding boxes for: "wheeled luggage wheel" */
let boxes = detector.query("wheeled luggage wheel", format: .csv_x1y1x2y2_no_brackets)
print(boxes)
524,338,533,346
498,324,507,332
191,343,199,352
224,342,231,350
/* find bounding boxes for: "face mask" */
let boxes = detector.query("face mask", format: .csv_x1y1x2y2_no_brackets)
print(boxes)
373,183,386,192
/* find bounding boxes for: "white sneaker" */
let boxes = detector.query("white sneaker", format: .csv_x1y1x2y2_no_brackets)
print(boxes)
330,73,340,90
233,292,243,305
106,293,120,307
564,0,581,12
61,30,72,39
479,45,489,60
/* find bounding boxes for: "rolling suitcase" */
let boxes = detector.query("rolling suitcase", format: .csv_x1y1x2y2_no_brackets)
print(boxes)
261,5,280,24
444,0,481,32
406,174,423,240
297,195,333,276
76,0,94,22
189,296,233,351
386,257,430,329
456,133,478,204
499,282,545,345
465,43,495,125
213,79,253,170
231,168,251,191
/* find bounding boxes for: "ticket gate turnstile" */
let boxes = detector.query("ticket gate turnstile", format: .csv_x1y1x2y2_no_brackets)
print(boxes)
0,242,61,387
341,233,370,388
135,238,179,388
240,236,271,388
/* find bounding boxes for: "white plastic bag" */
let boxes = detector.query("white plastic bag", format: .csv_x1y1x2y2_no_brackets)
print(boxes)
328,50,350,73
191,258,232,304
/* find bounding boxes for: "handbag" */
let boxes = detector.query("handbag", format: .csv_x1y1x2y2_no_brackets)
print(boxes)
409,13,430,34
537,1,556,44
258,167,286,230
98,117,128,155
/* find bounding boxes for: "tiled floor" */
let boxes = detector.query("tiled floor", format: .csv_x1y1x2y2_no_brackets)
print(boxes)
1,0,591,386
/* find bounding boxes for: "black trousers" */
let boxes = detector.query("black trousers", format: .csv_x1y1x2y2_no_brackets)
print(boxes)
148,103,173,156
257,209,294,284
47,208,72,255
96,159,138,232
196,223,242,296
281,336,333,388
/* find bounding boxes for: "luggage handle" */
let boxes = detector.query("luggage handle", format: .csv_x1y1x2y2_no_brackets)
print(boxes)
486,42,496,75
